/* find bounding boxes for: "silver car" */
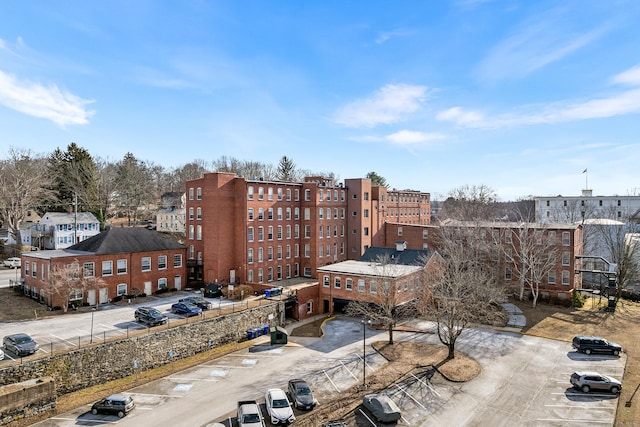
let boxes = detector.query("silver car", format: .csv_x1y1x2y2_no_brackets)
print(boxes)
570,371,622,394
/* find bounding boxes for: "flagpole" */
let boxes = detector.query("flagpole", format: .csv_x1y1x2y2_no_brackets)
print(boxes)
583,168,588,190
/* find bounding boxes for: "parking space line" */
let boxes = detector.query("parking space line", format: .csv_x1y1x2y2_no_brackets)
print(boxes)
323,369,341,393
394,383,427,410
537,419,613,424
49,333,77,346
339,360,359,381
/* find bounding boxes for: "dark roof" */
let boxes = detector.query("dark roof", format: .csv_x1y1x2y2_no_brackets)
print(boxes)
68,227,186,255
359,247,432,266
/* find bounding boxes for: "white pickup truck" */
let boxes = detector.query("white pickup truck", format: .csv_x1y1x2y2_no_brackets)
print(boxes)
237,400,265,427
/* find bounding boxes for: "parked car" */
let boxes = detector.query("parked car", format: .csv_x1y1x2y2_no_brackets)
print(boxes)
3,257,21,268
288,378,317,410
572,336,622,356
0,348,4,360
3,333,39,357
134,306,168,326
91,393,135,417
179,296,212,310
570,371,622,394
171,302,202,317
203,283,223,298
265,388,295,425
362,394,402,423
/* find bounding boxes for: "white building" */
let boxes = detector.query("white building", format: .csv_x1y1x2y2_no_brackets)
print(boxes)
35,212,101,249
156,207,186,233
535,189,640,224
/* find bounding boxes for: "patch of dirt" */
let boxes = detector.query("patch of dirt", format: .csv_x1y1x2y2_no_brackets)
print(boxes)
290,318,326,337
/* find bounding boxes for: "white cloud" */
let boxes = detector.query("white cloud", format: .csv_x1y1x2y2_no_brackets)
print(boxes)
386,130,447,146
439,65,640,129
0,70,94,126
333,84,428,128
611,64,640,86
375,29,413,44
475,7,608,82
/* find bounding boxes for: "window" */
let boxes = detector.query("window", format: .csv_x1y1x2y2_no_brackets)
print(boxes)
142,257,151,272
294,224,300,239
423,229,429,239
562,270,570,285
102,260,113,276
305,189,311,201
189,225,194,240
258,187,264,200
258,268,264,283
319,208,324,220
158,255,167,270
247,270,254,282
248,227,254,242
277,245,282,259
268,267,274,282
196,187,202,200
504,230,512,243
248,248,254,263
306,301,313,314
196,225,202,240
83,262,95,277
286,225,291,239
295,189,299,201
258,247,263,262
248,186,254,200
346,278,353,291
305,225,311,238
196,207,202,220
286,189,291,201
268,187,273,201
294,208,300,220
318,245,323,257
364,227,369,236
358,279,365,293
258,226,264,241
548,270,556,284
286,208,291,220
398,227,403,236
364,209,369,218
505,268,512,281
117,259,127,274
286,245,291,259
370,280,377,294
304,244,311,258
173,254,182,267
189,207,194,220
562,232,571,246
334,277,341,289
364,192,369,201
268,208,273,220
158,278,167,290
277,208,283,220
188,188,194,200
258,208,264,220
268,246,273,261
268,226,273,240
248,208,254,221
304,208,311,220
117,284,127,296
323,276,330,287
277,188,283,200
562,251,570,266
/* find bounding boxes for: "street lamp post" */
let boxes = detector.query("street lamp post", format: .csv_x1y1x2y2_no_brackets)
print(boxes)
362,318,371,390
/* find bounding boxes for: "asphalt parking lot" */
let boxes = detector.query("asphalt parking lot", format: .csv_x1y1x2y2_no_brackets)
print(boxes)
30,318,625,427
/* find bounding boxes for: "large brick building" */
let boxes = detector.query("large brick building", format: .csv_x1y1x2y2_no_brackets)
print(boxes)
185,172,430,286
21,227,187,308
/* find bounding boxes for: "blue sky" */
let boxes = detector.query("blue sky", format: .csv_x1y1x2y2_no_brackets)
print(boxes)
1,0,640,201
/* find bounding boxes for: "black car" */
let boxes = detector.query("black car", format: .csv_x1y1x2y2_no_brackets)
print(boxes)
288,379,317,410
91,394,135,418
179,296,213,310
572,336,622,356
203,283,223,298
3,333,39,356
134,307,168,326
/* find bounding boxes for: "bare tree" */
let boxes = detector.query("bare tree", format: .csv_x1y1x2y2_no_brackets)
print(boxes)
0,148,51,243
438,184,498,221
45,261,109,312
114,153,155,225
345,254,420,344
417,224,506,359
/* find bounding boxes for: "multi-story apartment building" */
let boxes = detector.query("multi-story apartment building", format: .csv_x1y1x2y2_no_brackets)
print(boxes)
535,189,640,223
185,172,431,286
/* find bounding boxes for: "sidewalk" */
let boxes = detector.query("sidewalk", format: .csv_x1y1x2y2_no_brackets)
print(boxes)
500,303,526,331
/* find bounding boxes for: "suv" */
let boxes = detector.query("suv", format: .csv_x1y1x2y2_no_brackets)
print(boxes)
134,307,168,326
572,336,622,356
203,283,223,298
570,371,622,394
91,393,135,417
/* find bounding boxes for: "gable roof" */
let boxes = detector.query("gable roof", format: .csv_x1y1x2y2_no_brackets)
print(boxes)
41,212,99,224
359,246,432,266
68,227,186,255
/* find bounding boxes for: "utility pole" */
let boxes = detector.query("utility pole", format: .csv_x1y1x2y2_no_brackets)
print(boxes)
74,194,78,244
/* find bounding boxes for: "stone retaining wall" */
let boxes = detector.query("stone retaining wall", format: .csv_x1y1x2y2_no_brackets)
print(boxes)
0,302,279,401
0,377,56,426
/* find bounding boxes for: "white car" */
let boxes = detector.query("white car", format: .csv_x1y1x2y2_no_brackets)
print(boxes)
0,348,4,360
3,257,21,268
265,388,295,425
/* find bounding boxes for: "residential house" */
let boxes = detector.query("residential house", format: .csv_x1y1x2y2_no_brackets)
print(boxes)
34,212,101,250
